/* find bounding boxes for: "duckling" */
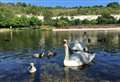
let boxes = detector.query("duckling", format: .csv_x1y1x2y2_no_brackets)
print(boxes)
47,50,57,58
28,63,36,74
33,52,45,58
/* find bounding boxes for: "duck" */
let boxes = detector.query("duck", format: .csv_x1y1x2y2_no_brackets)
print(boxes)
63,39,95,67
33,51,45,58
47,50,57,58
33,50,57,58
28,63,37,73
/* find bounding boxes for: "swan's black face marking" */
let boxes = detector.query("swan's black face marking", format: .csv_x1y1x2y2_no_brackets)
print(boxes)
63,39,67,44
63,41,66,44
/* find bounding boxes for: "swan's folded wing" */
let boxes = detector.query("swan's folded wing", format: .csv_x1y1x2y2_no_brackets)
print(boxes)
71,52,95,64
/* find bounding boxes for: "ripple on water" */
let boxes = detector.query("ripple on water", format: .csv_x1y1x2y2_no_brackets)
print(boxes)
0,31,120,82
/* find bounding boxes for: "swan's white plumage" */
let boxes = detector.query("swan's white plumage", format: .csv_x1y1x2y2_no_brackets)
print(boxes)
71,40,84,51
64,39,95,67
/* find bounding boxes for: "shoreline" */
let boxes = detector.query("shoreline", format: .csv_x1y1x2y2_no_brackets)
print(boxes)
52,27,120,31
0,28,12,32
0,25,120,32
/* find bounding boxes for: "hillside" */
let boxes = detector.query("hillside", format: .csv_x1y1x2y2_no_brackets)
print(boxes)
0,2,120,16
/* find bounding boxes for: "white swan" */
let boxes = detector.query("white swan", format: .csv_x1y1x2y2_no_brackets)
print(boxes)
69,40,88,52
63,39,95,67
28,63,37,73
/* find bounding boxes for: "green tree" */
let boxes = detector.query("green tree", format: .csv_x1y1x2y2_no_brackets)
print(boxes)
90,20,97,24
16,2,28,7
0,8,14,27
29,16,42,26
12,16,30,27
117,19,120,24
96,13,117,24
107,2,120,8
70,19,81,25
81,19,90,24
56,19,68,27
55,17,70,27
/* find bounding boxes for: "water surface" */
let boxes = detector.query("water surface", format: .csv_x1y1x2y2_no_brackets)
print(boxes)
0,30,120,82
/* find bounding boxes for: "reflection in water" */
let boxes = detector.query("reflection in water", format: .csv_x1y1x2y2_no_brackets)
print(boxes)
63,66,83,82
63,64,93,82
64,67,70,82
0,30,119,51
0,30,119,82
28,73,35,82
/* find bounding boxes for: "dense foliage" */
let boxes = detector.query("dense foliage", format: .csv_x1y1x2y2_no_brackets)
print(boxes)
0,2,120,28
96,13,117,24
50,13,120,28
0,12,120,28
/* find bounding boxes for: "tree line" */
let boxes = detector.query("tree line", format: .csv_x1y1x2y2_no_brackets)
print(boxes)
0,12,120,28
0,9,42,28
48,13,120,28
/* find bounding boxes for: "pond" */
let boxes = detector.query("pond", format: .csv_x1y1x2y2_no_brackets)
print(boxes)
0,29,119,82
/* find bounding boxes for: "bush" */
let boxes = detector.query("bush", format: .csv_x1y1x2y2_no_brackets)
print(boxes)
12,16,30,27
96,13,117,24
117,19,120,24
50,17,70,27
70,19,81,25
81,19,90,24
0,8,14,27
89,20,97,24
29,16,42,26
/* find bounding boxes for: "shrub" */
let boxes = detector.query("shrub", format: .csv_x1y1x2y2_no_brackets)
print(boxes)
96,13,117,24
29,16,42,26
12,16,30,27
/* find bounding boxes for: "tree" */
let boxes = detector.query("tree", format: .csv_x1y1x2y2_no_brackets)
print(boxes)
70,19,81,25
12,16,30,27
107,2,120,8
0,8,14,27
29,16,42,26
81,19,90,24
16,2,28,7
117,19,120,24
96,13,117,24
56,20,68,27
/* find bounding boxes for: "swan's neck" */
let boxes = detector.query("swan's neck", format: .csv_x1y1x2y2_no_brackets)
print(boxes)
64,44,69,60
